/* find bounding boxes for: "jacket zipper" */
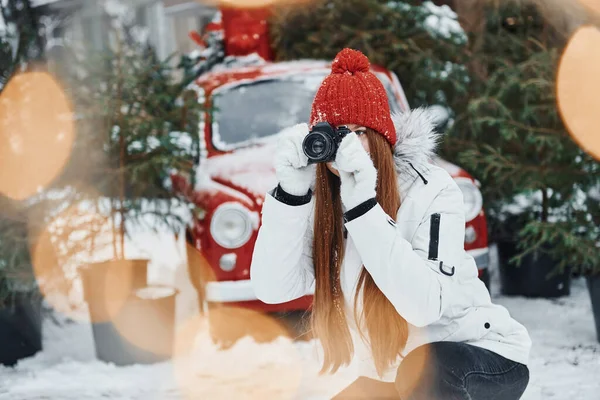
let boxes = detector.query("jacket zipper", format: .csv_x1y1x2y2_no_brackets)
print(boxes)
409,163,428,185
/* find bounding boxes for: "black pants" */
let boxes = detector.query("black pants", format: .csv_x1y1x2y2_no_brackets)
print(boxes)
333,342,530,400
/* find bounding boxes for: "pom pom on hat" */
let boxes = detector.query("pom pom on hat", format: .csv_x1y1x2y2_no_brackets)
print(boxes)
331,48,370,75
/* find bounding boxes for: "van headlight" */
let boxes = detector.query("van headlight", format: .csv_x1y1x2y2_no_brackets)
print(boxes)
454,177,483,222
210,203,254,249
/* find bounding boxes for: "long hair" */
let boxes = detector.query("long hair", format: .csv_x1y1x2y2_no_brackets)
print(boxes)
311,129,409,377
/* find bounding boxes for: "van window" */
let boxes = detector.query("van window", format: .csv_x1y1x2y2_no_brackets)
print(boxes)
211,71,401,150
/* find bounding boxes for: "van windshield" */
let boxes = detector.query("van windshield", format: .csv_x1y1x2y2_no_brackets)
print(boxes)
211,71,401,150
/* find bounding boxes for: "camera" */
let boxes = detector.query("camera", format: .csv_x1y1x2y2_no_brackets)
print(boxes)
302,122,352,164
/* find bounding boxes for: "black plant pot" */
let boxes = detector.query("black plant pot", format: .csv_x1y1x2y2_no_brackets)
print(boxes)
88,286,178,365
497,239,571,298
0,292,43,366
586,275,600,343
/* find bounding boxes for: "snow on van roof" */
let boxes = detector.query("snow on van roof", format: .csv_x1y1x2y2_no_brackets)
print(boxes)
194,55,394,93
207,57,330,76
31,0,60,6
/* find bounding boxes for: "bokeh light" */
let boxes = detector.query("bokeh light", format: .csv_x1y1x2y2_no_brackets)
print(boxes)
207,304,293,348
31,198,143,323
31,198,104,320
579,0,600,15
111,285,178,358
557,25,600,161
395,345,431,399
0,72,75,200
173,308,303,399
31,224,78,319
79,259,149,324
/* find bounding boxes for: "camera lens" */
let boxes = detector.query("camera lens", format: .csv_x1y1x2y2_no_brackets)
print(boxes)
311,138,325,154
303,131,334,163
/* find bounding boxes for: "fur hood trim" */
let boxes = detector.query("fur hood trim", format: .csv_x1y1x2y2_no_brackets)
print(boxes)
392,108,441,180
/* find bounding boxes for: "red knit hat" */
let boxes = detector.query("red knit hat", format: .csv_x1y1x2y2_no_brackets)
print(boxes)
309,48,396,146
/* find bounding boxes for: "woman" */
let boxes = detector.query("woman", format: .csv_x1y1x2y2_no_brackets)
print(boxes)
251,48,531,399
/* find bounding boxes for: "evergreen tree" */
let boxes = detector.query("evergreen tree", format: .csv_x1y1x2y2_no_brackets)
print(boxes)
271,0,600,276
270,0,468,109
54,11,205,263
444,2,600,275
0,0,50,89
0,0,54,305
0,2,205,303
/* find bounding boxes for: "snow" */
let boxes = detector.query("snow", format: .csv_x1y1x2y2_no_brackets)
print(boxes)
1,246,599,399
196,139,280,199
30,0,60,7
495,283,600,399
500,192,540,217
498,187,595,226
34,197,200,324
422,1,467,42
590,184,600,201
194,169,255,205
135,286,177,300
260,61,329,74
210,53,267,73
103,0,133,26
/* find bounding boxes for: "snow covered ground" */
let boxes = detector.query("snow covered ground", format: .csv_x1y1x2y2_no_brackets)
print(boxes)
1,248,599,400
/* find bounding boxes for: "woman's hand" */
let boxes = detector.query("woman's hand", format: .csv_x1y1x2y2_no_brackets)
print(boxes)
334,132,377,210
274,123,316,196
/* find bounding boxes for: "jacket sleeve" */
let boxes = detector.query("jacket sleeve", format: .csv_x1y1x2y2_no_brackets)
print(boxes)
344,181,466,327
250,192,315,304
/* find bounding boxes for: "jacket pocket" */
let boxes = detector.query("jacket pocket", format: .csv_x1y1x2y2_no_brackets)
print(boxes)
480,305,515,338
443,307,492,343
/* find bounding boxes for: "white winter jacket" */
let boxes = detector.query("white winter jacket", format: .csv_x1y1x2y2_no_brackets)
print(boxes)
251,109,531,381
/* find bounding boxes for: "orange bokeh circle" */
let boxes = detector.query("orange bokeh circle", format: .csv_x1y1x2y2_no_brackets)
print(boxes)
31,196,141,322
0,72,75,200
110,285,179,357
579,0,600,15
173,308,303,399
557,25,600,161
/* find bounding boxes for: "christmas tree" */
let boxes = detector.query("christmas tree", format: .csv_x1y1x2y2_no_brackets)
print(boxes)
271,0,600,276
0,0,54,305
0,2,206,303
444,2,600,275
271,0,468,109
0,0,54,86
53,8,205,264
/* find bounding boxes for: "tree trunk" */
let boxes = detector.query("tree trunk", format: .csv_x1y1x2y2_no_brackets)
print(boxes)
541,187,549,223
116,29,126,260
454,0,488,81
